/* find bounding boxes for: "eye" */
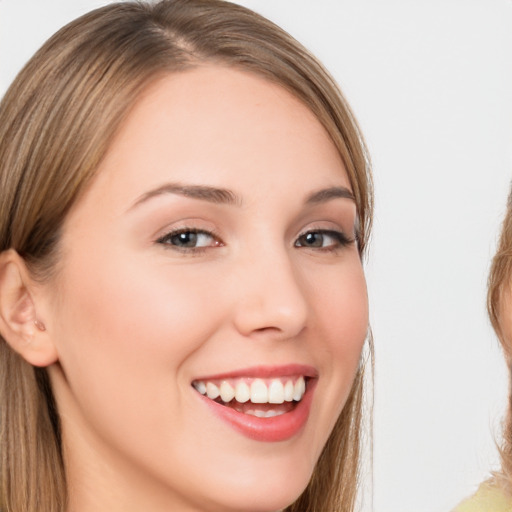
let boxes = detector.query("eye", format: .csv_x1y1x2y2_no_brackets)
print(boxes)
294,229,354,250
156,228,222,250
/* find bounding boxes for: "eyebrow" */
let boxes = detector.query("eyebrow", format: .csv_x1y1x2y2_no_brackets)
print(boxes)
129,183,355,210
305,186,355,204
130,183,242,210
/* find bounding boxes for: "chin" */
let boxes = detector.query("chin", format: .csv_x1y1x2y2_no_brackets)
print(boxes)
209,491,303,512
198,464,312,512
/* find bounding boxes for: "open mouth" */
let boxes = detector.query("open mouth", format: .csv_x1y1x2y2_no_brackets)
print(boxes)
192,376,307,418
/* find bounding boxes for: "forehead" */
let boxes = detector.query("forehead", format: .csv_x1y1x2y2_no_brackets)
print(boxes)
77,65,349,210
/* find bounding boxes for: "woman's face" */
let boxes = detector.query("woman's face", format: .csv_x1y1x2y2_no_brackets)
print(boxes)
44,66,368,512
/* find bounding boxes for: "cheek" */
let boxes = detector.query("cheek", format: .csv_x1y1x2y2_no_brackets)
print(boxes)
57,253,219,358
313,259,368,361
50,250,228,421
306,258,368,440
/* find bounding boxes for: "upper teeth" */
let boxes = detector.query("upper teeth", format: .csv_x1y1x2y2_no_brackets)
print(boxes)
193,377,306,404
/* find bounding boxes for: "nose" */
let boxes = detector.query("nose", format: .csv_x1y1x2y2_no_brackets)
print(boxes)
230,246,309,340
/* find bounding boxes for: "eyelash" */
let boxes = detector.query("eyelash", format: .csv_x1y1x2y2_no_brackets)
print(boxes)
294,229,356,252
156,227,355,253
156,228,222,253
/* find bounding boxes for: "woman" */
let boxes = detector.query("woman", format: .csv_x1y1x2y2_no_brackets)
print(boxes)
0,1,373,511
452,191,512,512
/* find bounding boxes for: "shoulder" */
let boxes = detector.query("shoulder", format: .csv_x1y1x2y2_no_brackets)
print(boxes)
452,482,512,512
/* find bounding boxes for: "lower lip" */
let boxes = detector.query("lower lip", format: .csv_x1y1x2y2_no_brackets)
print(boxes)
196,380,316,442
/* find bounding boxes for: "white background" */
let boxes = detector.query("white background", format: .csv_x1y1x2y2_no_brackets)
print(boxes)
2,1,512,511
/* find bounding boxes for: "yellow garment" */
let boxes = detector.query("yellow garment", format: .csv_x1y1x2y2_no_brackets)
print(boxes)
453,482,512,512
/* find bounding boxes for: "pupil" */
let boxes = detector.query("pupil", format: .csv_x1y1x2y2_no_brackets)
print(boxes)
305,233,322,247
173,232,197,247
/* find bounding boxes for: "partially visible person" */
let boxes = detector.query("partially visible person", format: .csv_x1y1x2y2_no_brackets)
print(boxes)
452,190,512,512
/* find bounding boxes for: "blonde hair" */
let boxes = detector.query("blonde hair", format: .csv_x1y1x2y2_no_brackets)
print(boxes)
0,1,373,511
488,190,512,494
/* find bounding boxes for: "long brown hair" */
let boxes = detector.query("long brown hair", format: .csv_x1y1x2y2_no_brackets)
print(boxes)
488,190,512,494
0,2,373,511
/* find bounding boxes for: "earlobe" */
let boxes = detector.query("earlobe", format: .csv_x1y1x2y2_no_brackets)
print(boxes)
0,249,58,367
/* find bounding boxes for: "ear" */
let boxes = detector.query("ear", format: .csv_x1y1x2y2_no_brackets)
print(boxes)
0,249,58,367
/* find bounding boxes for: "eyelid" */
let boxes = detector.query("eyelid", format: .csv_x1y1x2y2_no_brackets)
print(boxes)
152,217,220,242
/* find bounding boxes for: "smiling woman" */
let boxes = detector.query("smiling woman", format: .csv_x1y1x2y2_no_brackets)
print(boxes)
0,1,372,512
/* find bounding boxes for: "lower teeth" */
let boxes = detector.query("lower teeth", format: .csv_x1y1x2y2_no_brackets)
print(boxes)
216,399,295,417
245,409,285,418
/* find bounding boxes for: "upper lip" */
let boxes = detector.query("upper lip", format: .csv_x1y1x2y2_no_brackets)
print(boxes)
191,364,318,382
